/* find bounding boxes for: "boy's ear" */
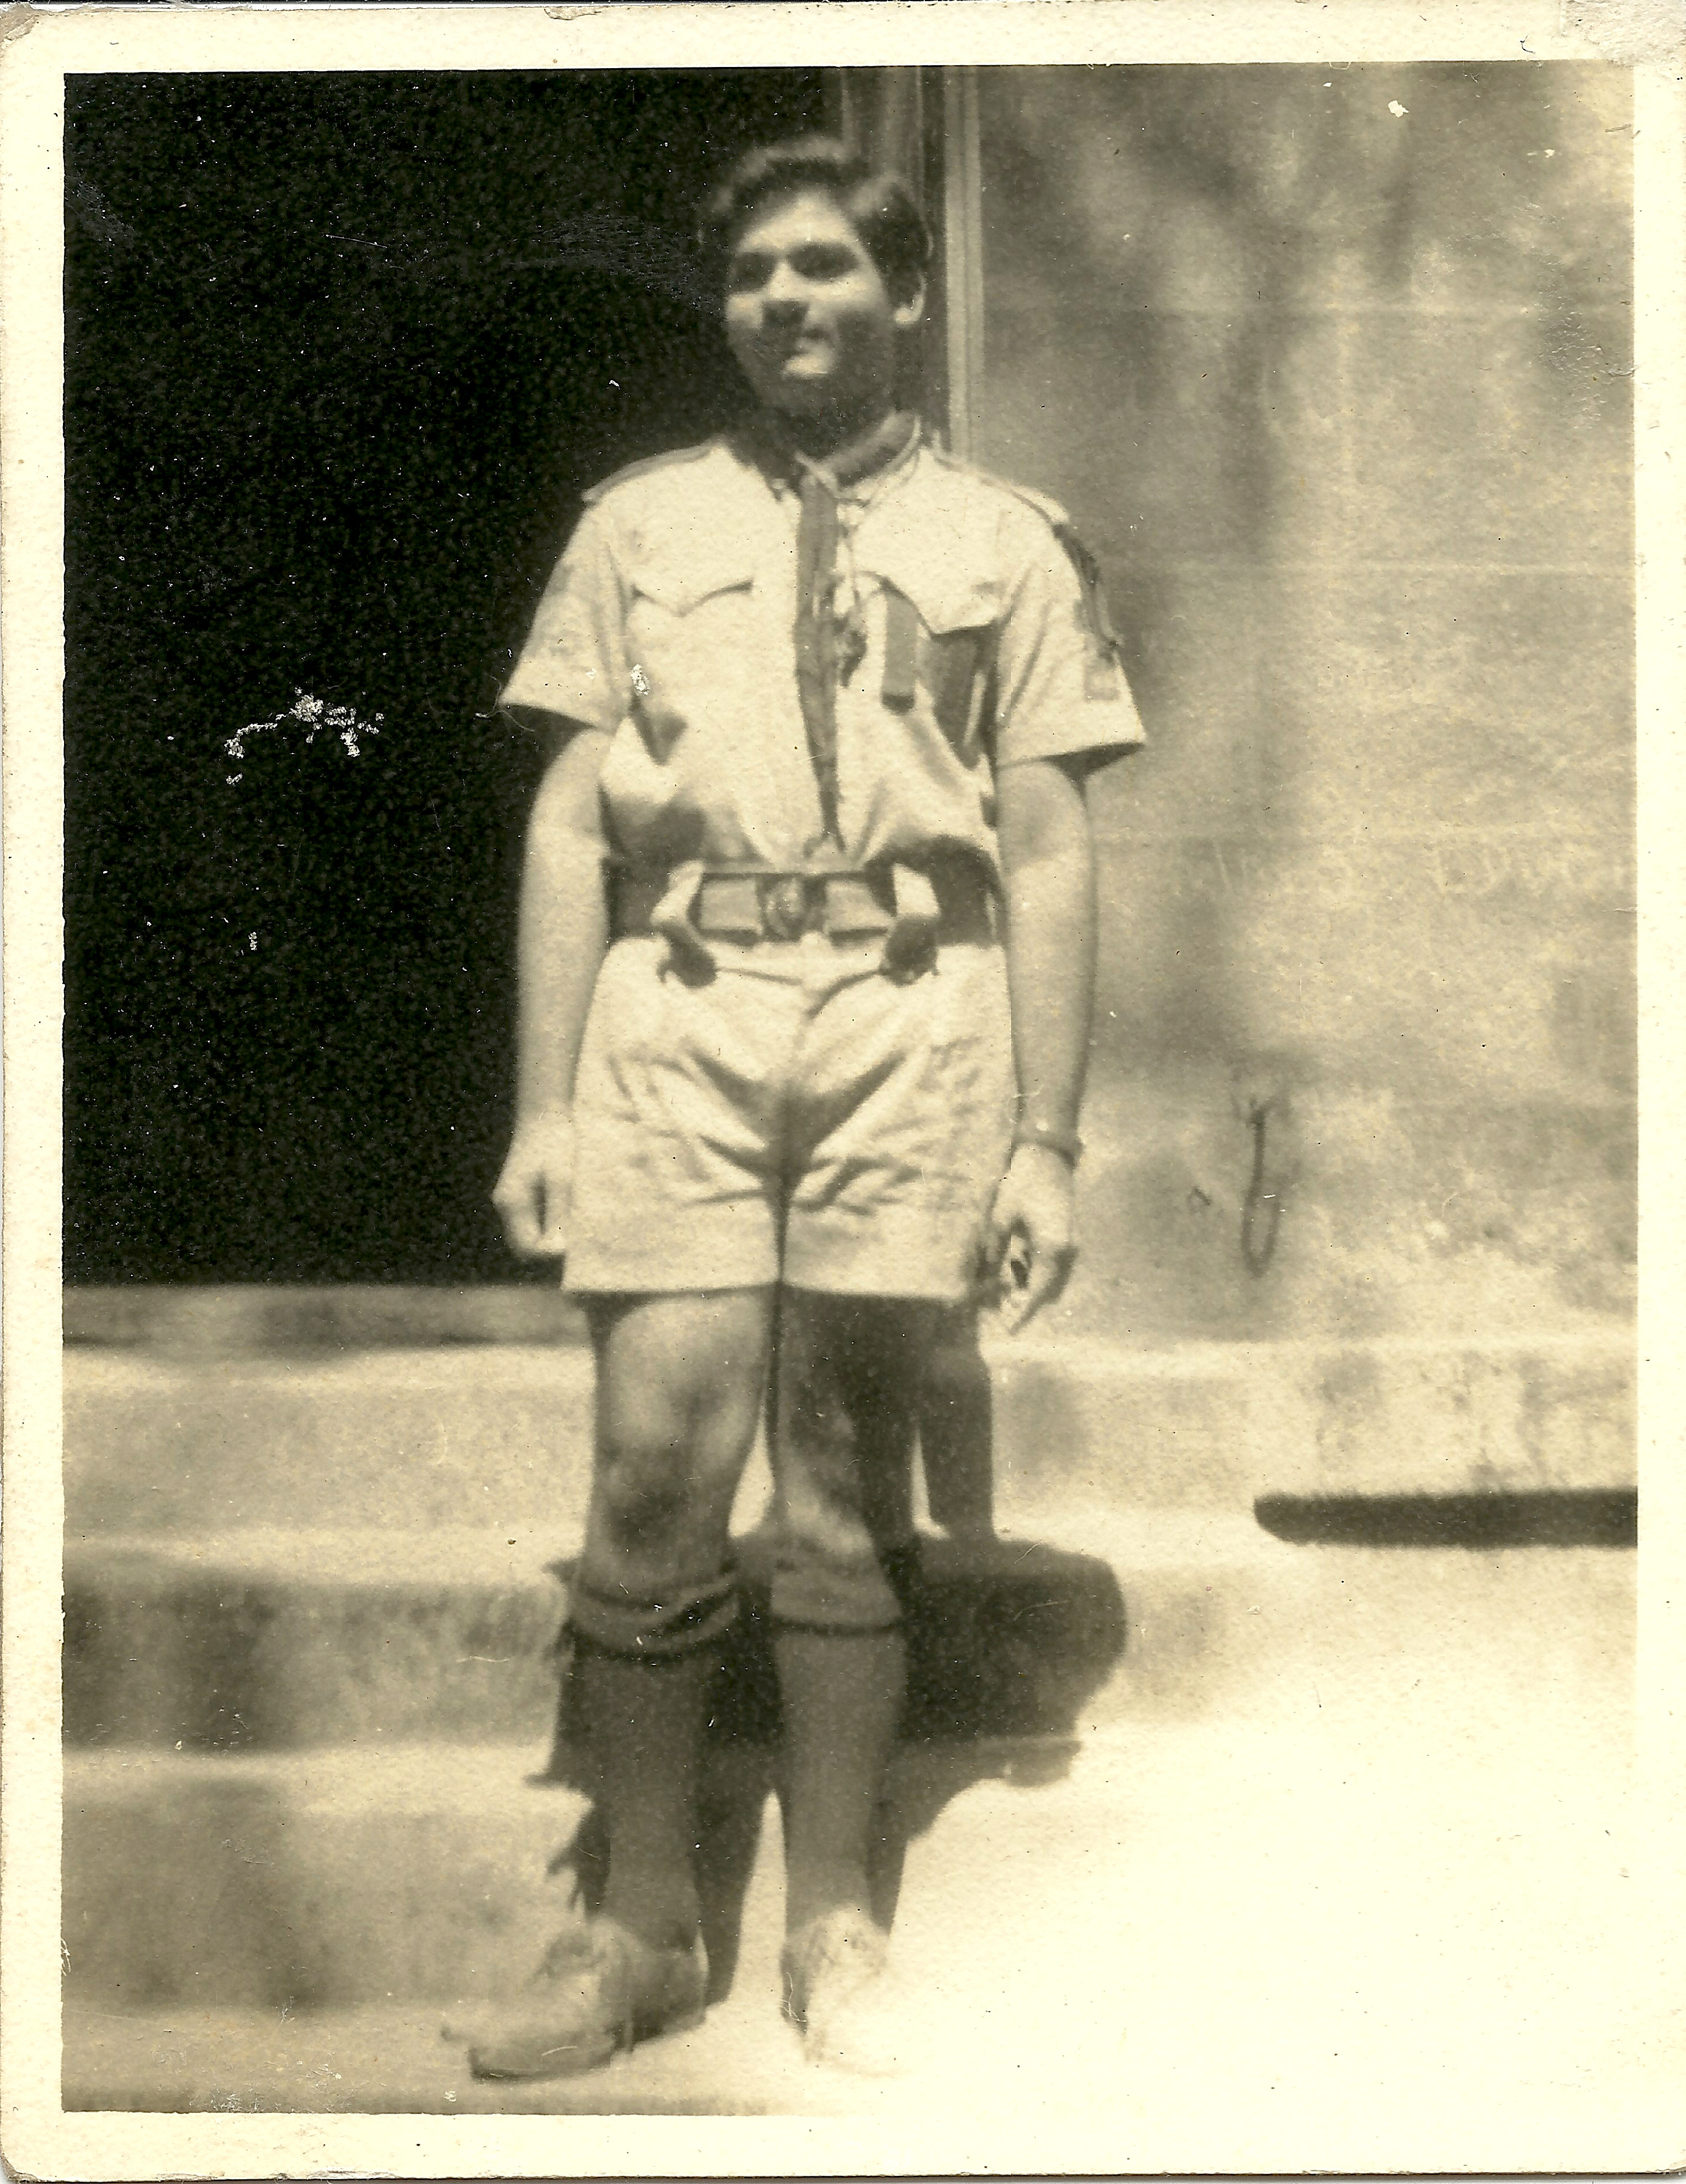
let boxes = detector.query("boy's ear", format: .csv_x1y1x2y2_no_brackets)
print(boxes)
892,274,927,333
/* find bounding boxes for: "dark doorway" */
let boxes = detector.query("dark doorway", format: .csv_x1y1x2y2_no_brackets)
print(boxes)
64,69,826,1283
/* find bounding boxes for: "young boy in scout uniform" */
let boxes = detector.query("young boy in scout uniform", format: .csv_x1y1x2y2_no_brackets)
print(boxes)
471,138,1143,2080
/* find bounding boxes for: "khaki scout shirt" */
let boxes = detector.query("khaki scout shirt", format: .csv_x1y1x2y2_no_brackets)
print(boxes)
500,431,1145,886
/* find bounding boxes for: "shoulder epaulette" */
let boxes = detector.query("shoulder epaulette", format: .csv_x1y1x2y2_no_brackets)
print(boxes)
926,443,1073,535
581,438,718,506
998,476,1074,536
932,446,1125,665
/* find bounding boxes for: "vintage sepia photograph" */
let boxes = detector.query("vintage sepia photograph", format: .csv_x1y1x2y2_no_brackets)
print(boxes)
3,4,1683,2176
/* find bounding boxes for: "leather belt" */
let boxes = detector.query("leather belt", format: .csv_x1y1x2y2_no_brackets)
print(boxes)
609,854,996,976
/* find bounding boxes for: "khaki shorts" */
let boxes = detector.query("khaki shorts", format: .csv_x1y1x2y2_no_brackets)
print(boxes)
563,932,1016,1300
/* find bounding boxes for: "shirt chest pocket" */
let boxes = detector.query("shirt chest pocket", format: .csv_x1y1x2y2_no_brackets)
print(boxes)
624,557,757,759
861,543,1001,758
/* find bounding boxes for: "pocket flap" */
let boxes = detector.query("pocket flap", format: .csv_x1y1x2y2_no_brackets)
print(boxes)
859,538,1001,634
629,557,754,617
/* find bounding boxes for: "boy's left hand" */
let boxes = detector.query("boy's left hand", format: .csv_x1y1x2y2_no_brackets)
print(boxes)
985,1144,1078,1334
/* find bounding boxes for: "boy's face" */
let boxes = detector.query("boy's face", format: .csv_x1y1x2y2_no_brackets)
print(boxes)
724,186,922,423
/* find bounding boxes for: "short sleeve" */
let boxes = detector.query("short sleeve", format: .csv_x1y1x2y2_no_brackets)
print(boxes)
499,501,630,736
991,511,1146,772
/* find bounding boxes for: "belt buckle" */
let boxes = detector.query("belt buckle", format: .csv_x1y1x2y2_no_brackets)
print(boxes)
762,874,815,943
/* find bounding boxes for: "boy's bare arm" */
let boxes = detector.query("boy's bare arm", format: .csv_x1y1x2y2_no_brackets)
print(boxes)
493,723,612,1259
990,752,1098,1332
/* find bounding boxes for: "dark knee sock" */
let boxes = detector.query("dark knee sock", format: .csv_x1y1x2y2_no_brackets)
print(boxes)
774,1625,907,1936
572,1639,716,1952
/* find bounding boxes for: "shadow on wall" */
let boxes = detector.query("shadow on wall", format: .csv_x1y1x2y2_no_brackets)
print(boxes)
980,63,1635,1344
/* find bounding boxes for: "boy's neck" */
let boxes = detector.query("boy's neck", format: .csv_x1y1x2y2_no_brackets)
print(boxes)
757,403,919,490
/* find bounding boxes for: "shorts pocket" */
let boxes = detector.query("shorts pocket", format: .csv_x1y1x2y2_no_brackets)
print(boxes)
911,949,1015,1190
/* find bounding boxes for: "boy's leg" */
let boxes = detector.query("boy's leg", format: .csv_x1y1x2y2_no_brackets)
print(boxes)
572,1287,775,1947
917,1301,996,1540
459,1287,773,2081
770,1288,934,1935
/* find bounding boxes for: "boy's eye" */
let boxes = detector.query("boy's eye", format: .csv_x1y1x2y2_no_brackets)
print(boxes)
726,245,863,294
790,246,858,281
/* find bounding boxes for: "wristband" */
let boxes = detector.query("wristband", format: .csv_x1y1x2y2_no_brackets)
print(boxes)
1012,1122,1084,1167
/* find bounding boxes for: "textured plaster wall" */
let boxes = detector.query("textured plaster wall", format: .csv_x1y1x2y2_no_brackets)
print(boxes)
978,63,1635,1343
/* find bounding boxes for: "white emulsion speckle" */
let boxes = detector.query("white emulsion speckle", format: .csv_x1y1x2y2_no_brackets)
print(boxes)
224,691,386,775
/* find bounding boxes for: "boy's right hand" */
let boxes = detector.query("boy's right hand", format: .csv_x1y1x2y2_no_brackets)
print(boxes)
985,1142,1079,1335
492,1111,576,1259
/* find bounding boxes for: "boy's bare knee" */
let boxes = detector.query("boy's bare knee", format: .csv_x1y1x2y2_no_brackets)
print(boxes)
595,1393,757,1552
594,1427,692,1541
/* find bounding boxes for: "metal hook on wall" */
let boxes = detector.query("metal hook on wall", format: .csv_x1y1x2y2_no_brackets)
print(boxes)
1240,1100,1281,1277
1231,1068,1288,1278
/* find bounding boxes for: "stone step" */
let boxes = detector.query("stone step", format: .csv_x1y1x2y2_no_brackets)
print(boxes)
64,1347,601,1538
63,1528,566,1752
62,1282,589,1353
65,1734,1133,2019
64,1327,1635,1539
58,1563,1670,2170
62,1542,1636,2019
72,1501,1634,1757
65,1741,585,2016
62,1512,1293,1751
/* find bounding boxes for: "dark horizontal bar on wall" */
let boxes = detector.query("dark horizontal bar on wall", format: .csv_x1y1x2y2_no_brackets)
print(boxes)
1255,1490,1638,1552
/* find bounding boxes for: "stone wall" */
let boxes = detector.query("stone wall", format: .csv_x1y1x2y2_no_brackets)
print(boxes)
977,63,1634,1344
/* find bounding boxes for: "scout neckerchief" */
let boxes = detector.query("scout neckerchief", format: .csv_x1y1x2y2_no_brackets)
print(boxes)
758,408,921,851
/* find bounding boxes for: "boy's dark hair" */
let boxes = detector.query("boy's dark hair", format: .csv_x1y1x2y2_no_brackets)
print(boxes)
698,136,931,305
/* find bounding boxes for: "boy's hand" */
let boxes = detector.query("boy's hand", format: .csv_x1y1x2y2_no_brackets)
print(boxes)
985,1143,1078,1334
493,1111,576,1259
